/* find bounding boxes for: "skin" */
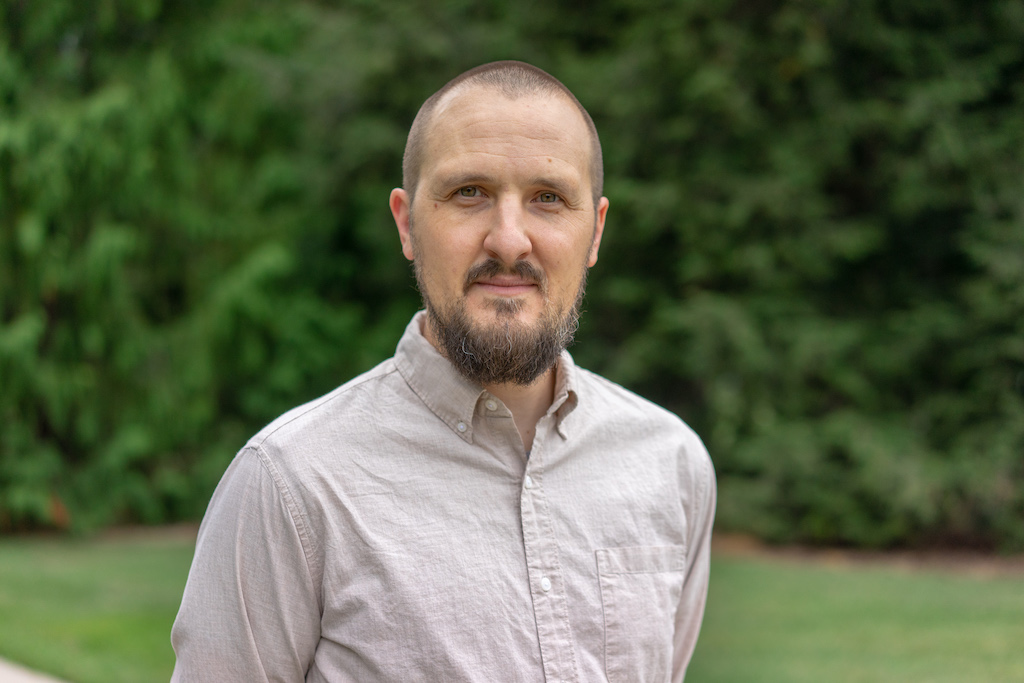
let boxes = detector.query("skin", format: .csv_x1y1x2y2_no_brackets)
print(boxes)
390,85,609,449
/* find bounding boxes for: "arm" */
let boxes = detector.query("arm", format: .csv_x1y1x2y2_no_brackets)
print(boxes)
171,446,321,682
671,441,717,682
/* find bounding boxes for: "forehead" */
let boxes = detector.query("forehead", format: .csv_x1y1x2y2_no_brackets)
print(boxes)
419,87,593,187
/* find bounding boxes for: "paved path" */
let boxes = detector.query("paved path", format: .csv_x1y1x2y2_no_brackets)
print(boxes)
0,658,69,683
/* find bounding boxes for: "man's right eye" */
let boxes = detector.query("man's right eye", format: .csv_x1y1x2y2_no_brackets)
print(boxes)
458,186,480,197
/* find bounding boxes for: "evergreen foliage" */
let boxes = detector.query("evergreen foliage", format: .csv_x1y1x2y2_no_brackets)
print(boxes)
2,0,1022,548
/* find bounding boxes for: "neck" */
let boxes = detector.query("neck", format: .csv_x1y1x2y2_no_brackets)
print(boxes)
485,369,556,452
421,314,557,451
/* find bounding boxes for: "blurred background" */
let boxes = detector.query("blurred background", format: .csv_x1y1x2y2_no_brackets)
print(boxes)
2,0,1023,554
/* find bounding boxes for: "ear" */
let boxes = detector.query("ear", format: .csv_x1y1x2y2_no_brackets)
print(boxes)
587,196,609,267
390,188,415,261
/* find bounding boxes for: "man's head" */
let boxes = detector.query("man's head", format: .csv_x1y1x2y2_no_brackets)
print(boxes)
389,61,609,387
402,61,604,206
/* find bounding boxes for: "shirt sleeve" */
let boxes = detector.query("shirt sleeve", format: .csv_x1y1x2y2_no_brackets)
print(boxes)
171,446,321,682
671,440,717,682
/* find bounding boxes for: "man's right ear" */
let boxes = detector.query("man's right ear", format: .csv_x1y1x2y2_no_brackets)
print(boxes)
390,188,415,261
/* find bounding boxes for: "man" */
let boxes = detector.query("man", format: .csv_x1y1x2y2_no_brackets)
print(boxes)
171,60,715,683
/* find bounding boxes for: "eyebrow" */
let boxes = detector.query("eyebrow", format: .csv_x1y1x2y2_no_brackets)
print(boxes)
431,173,497,193
527,176,581,200
430,172,581,199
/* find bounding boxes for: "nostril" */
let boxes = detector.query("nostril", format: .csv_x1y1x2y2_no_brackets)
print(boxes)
483,220,532,263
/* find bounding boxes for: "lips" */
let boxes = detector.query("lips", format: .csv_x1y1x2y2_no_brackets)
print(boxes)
463,259,545,295
472,278,538,296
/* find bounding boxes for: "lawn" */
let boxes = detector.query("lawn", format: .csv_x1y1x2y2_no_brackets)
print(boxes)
0,527,196,683
688,549,1024,682
0,530,1022,683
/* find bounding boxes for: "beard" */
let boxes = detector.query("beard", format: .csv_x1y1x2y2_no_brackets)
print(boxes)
416,257,587,387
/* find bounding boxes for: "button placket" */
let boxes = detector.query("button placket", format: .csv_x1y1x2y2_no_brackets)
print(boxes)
519,429,580,683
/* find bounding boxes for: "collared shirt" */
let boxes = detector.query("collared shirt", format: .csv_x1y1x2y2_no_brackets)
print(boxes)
171,312,716,683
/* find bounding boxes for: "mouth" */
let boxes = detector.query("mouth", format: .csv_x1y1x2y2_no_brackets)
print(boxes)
464,259,545,297
471,277,538,297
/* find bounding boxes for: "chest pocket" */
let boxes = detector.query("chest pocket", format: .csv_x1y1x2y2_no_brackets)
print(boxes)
596,545,687,683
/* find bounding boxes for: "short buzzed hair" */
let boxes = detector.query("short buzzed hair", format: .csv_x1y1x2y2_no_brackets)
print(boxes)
402,61,604,204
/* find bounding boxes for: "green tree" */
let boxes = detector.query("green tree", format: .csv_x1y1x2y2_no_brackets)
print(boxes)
2,0,1022,548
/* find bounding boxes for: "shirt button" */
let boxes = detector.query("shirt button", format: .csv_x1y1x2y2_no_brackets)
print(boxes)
540,577,552,592
456,422,467,433
485,399,498,411
524,475,534,489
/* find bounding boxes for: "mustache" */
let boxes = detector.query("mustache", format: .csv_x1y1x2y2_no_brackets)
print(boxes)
463,259,545,290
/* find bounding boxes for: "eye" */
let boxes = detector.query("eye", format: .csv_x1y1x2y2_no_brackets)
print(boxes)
458,186,480,197
537,192,559,203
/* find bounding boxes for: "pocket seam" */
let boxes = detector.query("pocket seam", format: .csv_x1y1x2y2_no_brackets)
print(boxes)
596,545,687,575
597,545,687,683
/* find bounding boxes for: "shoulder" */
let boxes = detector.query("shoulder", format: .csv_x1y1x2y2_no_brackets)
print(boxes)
572,367,714,479
574,367,696,435
243,357,405,468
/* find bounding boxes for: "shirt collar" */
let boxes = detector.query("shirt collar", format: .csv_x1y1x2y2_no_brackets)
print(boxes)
550,348,579,439
394,312,580,443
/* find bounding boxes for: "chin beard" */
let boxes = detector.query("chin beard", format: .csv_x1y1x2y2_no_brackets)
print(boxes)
419,262,586,387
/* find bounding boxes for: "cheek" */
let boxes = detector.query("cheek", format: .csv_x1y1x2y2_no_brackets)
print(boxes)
542,232,591,271
546,237,593,293
418,239,471,292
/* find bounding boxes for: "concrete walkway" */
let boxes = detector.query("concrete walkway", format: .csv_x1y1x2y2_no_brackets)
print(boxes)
0,658,69,683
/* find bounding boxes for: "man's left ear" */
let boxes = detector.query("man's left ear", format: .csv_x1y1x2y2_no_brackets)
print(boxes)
588,196,609,267
390,188,415,261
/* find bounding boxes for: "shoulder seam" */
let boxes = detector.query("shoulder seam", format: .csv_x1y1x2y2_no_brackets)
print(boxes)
247,444,323,613
251,362,400,448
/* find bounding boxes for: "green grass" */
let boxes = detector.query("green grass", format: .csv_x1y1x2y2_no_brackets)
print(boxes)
689,556,1024,682
0,529,195,683
1,532,1023,683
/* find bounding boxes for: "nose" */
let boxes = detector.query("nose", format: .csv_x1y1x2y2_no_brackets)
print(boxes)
483,196,532,265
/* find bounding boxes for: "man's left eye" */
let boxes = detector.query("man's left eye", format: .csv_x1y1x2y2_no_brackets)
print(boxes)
537,193,559,203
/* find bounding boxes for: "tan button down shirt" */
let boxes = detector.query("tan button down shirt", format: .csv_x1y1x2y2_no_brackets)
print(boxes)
171,312,716,682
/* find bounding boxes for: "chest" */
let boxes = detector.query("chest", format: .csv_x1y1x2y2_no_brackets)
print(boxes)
304,422,689,682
